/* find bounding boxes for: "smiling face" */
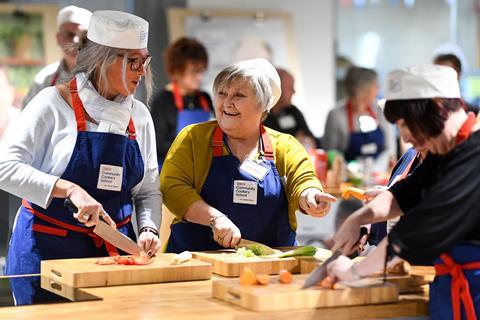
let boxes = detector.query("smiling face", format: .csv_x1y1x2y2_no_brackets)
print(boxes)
215,78,263,139
102,48,149,98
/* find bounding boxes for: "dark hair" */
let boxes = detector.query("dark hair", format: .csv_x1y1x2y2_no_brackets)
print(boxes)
164,37,208,77
344,66,377,97
434,54,462,76
384,98,462,140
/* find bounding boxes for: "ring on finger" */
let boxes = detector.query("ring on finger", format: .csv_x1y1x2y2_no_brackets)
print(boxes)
217,235,224,242
82,213,90,221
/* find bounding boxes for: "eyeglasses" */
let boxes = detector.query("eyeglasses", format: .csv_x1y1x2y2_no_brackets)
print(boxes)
117,54,152,71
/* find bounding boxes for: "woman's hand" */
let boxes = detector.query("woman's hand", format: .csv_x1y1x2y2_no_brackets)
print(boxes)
211,215,241,248
327,255,359,282
67,186,116,228
138,230,161,257
363,186,388,203
332,215,362,255
299,188,337,217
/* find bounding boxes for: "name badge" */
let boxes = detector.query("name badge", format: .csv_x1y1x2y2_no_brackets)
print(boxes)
233,180,258,205
97,121,113,133
97,164,123,191
361,143,378,155
239,159,269,181
278,115,296,129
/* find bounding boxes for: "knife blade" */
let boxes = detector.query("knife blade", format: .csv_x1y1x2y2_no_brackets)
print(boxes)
236,239,276,256
64,198,143,256
302,226,369,289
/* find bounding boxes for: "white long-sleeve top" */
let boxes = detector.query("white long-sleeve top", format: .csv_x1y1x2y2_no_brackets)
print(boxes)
0,73,162,231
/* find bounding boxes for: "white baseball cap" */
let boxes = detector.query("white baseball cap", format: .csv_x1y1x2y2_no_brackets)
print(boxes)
87,10,149,49
57,6,92,29
234,58,281,111
385,65,461,101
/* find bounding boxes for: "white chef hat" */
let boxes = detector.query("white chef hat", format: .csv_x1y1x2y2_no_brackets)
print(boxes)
233,58,281,111
385,65,460,101
57,5,92,29
87,10,149,50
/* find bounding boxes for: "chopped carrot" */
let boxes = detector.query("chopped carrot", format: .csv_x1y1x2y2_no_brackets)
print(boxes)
278,269,293,284
256,274,270,285
239,267,258,285
342,187,366,201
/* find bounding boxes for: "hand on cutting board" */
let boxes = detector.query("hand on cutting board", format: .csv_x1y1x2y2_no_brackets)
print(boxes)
331,215,362,255
327,255,358,282
138,231,161,256
211,215,241,248
68,186,116,228
299,188,337,217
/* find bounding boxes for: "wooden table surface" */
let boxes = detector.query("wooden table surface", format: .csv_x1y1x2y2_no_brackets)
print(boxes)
0,275,429,320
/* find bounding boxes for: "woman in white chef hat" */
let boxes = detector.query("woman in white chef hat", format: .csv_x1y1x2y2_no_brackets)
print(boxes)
0,11,161,305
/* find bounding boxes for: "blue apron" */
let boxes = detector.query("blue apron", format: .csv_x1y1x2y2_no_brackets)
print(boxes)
344,101,385,162
369,148,419,245
173,82,210,134
166,125,296,253
431,244,480,320
5,78,145,305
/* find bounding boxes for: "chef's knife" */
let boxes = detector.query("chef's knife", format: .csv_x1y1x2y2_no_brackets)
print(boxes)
302,227,369,289
64,198,143,256
236,238,276,256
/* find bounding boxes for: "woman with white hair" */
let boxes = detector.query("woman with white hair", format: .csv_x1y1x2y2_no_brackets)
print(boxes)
0,11,161,304
161,58,336,253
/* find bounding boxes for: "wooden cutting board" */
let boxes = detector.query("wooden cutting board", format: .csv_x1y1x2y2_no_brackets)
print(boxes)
41,254,212,288
212,274,399,311
300,259,435,294
192,250,298,277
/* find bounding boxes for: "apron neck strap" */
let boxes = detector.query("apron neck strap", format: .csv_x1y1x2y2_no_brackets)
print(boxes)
68,78,137,140
346,100,377,132
212,124,274,160
172,82,209,112
455,112,476,145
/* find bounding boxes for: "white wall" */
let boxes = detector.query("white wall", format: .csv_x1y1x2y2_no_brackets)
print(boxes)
187,0,336,137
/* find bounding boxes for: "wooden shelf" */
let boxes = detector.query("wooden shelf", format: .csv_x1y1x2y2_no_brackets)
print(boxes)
0,56,45,66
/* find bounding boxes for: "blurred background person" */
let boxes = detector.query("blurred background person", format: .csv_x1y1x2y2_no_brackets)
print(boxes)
434,53,479,115
150,37,213,168
323,66,395,172
21,5,91,108
263,68,317,149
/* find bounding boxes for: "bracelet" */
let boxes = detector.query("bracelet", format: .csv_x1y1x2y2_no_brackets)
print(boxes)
351,264,363,280
209,214,227,230
139,227,159,237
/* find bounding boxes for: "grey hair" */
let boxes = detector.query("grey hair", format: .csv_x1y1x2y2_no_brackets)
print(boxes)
344,66,377,98
72,33,153,102
213,64,275,115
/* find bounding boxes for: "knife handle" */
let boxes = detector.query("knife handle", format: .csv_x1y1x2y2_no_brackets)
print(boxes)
64,198,78,213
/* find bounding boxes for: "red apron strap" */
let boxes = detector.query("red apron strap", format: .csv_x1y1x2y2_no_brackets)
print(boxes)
212,125,224,157
127,118,136,140
23,199,131,256
260,125,274,160
346,101,377,133
456,112,476,145
69,78,87,132
434,253,480,320
172,82,184,112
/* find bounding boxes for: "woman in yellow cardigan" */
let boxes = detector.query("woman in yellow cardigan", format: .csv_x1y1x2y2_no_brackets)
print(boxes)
160,58,336,253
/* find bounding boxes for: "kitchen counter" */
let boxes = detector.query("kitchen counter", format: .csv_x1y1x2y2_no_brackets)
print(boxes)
0,275,429,320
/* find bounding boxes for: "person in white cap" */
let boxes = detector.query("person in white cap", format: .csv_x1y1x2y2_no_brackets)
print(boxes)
21,5,92,108
160,58,336,253
326,65,480,319
0,10,161,305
